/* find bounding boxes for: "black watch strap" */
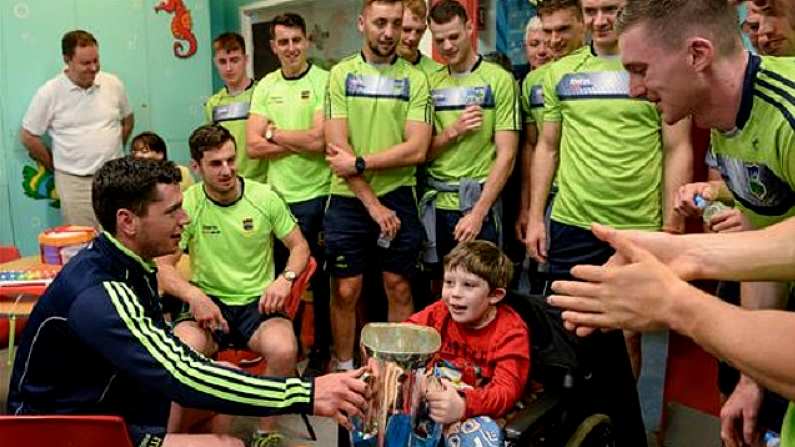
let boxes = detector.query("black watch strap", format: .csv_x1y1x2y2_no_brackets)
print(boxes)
355,156,366,175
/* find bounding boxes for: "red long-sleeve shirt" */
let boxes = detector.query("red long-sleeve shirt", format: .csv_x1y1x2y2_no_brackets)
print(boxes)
408,301,531,419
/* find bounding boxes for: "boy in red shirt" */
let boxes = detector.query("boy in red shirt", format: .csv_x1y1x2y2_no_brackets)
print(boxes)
408,240,531,445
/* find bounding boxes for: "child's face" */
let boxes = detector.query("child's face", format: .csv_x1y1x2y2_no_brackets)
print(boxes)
132,142,165,161
441,267,500,328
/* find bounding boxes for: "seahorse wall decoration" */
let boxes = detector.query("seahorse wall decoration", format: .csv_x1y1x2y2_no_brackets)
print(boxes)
154,0,197,59
22,162,60,208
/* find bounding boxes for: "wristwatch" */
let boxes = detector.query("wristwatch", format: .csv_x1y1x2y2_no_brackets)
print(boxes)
265,127,275,142
355,156,366,175
282,270,297,282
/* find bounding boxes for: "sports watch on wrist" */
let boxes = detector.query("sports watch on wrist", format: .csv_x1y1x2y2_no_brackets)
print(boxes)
282,270,297,282
265,127,274,142
355,156,366,175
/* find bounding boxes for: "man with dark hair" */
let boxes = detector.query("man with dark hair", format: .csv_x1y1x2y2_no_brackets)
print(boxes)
246,12,332,376
21,29,135,227
421,0,519,276
397,0,442,75
157,124,312,446
205,32,267,182
323,0,432,371
8,156,368,447
131,131,194,192
537,0,586,59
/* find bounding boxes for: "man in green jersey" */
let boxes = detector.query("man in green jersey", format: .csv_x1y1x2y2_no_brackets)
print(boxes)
158,124,310,445
246,13,332,376
421,0,519,268
516,0,585,242
524,0,693,443
205,33,267,182
323,0,432,371
397,0,443,76
545,0,795,446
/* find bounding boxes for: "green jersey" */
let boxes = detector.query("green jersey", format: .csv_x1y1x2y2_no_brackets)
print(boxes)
428,57,520,209
250,64,331,204
521,64,552,133
543,46,663,230
325,53,433,197
179,178,297,306
205,81,268,182
709,55,795,230
412,51,443,77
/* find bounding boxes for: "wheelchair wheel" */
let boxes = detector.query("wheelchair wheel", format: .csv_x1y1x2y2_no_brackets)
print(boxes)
564,414,614,447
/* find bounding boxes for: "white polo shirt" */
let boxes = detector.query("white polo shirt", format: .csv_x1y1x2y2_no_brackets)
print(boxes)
22,71,132,176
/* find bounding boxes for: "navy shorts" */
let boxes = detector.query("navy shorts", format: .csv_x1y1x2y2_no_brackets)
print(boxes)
546,219,614,277
128,424,166,447
175,298,288,349
324,186,424,278
430,208,500,269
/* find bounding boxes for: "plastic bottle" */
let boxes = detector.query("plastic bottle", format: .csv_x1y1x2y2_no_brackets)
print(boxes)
377,233,393,249
763,430,781,447
694,194,731,223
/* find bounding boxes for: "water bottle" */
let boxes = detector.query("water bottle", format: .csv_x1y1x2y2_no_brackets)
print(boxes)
764,430,781,447
377,233,393,249
694,194,731,223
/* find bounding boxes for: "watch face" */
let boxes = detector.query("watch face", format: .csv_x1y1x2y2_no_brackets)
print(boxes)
284,270,297,281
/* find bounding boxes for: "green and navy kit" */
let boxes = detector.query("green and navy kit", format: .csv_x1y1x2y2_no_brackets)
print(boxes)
7,233,313,446
543,45,664,230
521,63,552,132
250,64,331,204
325,52,433,197
428,57,521,209
205,81,268,182
708,54,795,230
412,51,443,77
180,178,297,305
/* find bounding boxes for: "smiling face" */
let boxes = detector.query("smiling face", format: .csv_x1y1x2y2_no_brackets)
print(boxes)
541,7,586,59
65,45,100,88
271,24,309,73
359,1,404,60
193,140,238,196
398,9,427,59
441,267,502,328
620,23,705,125
134,183,188,259
526,28,552,68
582,0,624,50
430,15,473,67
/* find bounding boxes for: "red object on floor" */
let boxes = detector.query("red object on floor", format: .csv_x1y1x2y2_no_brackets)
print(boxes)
0,415,134,447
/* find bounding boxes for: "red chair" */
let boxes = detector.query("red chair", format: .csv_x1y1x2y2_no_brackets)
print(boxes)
0,245,21,263
214,256,318,440
0,415,133,447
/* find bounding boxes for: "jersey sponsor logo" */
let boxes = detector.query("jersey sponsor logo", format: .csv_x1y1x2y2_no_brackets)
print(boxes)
345,73,410,101
529,85,544,108
242,217,254,231
268,95,285,105
212,101,250,122
715,153,795,216
557,71,633,100
431,85,496,111
201,224,221,235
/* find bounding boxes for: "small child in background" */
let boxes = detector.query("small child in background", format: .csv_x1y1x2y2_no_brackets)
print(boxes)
131,131,194,191
407,240,531,446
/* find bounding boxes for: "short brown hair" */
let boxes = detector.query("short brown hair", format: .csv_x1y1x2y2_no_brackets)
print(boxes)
444,241,514,290
429,0,469,25
362,0,403,13
617,0,740,56
62,30,98,58
212,32,246,54
188,124,235,162
403,0,428,18
536,0,583,20
270,13,307,40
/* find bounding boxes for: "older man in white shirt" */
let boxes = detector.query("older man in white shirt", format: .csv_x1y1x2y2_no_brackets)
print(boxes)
21,29,134,227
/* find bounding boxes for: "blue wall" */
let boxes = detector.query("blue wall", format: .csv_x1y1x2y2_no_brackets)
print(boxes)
0,0,213,254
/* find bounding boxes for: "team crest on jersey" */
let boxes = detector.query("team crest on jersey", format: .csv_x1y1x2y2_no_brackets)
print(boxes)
201,225,220,235
747,165,769,201
242,217,254,231
301,90,311,99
